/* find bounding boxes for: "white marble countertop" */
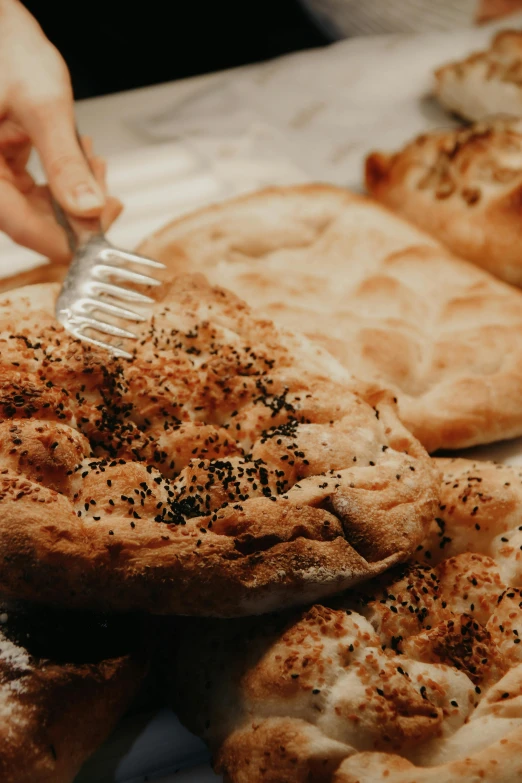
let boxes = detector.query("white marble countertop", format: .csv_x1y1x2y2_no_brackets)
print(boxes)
3,16,522,783
74,72,219,157
4,11,522,280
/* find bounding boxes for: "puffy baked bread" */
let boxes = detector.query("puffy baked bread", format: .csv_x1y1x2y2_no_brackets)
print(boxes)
0,600,145,783
172,458,522,783
477,1,522,24
137,184,522,452
417,458,522,581
434,30,522,121
0,263,66,296
0,276,437,615
366,116,522,286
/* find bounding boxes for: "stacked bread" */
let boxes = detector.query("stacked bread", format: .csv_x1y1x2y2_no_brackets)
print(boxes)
134,178,522,782
5,60,522,779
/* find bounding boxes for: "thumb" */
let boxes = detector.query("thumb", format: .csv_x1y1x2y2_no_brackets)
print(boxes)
25,101,105,217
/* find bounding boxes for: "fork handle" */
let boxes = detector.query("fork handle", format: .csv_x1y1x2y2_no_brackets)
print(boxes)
51,198,102,253
51,129,104,253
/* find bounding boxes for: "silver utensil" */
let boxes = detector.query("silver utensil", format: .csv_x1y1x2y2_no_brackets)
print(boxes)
53,157,165,359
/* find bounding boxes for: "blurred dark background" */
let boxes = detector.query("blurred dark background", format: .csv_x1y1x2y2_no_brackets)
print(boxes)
22,1,329,100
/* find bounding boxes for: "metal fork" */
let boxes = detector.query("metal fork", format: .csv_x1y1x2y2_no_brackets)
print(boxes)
53,178,165,360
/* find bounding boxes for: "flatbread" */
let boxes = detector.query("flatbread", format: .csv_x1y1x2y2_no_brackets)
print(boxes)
0,601,144,783
477,1,522,23
172,458,522,783
137,184,522,452
0,262,66,296
434,30,522,121
0,276,437,615
366,116,522,285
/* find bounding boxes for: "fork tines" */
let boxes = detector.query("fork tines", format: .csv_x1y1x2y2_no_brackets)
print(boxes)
56,243,166,359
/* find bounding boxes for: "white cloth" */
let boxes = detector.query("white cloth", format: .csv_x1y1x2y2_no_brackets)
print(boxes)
133,18,522,191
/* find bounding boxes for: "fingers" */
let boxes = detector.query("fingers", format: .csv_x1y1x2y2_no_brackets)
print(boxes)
11,168,35,194
0,122,121,258
90,156,107,192
0,119,29,148
0,137,34,193
1,4,104,217
0,179,70,261
78,136,122,228
7,142,32,176
22,100,105,218
101,196,123,233
80,136,94,158
0,121,33,178
79,136,109,195
2,140,33,188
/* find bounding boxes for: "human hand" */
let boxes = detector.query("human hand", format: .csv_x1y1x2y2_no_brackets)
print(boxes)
0,0,122,261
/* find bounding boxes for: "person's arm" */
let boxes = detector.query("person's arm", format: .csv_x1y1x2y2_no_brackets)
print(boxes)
0,0,121,260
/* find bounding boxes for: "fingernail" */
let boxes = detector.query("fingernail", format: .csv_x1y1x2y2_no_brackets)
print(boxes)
72,184,104,211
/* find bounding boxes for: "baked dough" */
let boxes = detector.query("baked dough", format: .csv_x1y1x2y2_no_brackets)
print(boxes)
0,263,66,296
0,276,437,614
137,184,522,452
435,30,522,121
172,458,522,783
476,1,522,24
0,600,144,783
366,116,522,285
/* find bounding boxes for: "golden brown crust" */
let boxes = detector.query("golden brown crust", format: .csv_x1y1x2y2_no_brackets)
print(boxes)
172,458,522,783
0,601,145,783
434,30,522,121
334,740,522,783
219,719,350,783
0,277,437,615
477,1,522,23
137,184,522,451
416,458,522,586
366,117,522,286
0,263,66,296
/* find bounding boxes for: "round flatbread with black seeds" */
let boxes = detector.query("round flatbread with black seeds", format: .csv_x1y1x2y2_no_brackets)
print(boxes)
171,458,522,782
0,276,438,616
